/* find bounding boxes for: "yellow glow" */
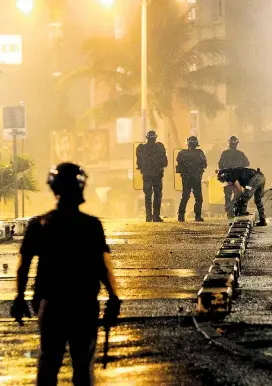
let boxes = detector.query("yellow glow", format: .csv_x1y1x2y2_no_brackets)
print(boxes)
99,0,114,8
16,0,34,14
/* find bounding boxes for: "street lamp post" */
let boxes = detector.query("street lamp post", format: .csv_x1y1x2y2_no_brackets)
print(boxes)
140,0,148,140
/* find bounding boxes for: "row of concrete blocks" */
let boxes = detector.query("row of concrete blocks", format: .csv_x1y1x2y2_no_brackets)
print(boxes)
197,217,254,315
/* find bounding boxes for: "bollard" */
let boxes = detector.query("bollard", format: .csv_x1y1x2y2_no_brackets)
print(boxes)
216,248,244,258
226,233,249,246
220,242,245,252
210,257,240,282
216,249,243,271
203,273,235,291
228,229,250,238
231,223,251,230
3,263,8,274
197,286,232,314
222,238,246,246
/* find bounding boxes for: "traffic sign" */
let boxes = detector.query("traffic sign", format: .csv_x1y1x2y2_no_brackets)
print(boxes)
2,105,26,139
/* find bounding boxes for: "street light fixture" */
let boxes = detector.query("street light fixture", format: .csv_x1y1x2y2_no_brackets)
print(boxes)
99,0,115,8
16,0,34,14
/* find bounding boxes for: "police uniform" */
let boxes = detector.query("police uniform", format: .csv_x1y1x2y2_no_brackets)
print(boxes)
176,137,207,222
217,167,266,223
11,163,121,386
218,138,249,216
136,131,168,222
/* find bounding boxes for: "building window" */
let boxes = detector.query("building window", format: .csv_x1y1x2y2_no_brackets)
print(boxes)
190,110,199,137
47,22,63,46
114,15,125,39
189,63,197,72
116,118,133,143
188,7,196,22
213,0,224,19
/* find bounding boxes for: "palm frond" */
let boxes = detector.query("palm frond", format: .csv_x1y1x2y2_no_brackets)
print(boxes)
184,65,227,86
177,87,225,117
0,156,38,203
76,93,140,127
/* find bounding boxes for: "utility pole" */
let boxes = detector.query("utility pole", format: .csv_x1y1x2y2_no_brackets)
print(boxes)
141,0,148,140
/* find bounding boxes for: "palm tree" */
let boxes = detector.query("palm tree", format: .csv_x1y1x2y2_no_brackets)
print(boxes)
0,155,38,204
60,0,226,146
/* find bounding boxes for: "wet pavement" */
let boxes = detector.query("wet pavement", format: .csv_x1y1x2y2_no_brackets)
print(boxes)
0,217,272,385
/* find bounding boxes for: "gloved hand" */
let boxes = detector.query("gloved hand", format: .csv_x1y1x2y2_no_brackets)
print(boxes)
103,295,122,328
10,296,32,326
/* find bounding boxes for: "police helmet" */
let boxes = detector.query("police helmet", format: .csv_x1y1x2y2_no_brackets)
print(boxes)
228,136,239,147
217,169,231,183
187,136,199,148
146,130,158,140
47,163,87,202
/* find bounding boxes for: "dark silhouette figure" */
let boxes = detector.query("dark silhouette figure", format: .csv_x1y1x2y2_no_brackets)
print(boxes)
217,167,266,226
218,136,250,217
10,163,121,386
136,130,168,222
176,136,207,222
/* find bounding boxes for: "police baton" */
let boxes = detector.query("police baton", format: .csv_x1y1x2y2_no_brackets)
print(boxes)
102,296,122,369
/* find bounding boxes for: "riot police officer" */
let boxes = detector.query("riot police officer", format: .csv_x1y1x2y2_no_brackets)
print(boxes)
176,136,207,222
10,163,121,386
217,167,267,226
136,130,168,222
218,136,250,217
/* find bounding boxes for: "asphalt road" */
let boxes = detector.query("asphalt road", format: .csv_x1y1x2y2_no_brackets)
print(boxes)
0,217,272,385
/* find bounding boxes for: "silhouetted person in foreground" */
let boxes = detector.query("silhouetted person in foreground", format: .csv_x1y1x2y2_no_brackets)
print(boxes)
176,136,207,222
218,136,250,218
217,167,267,226
11,162,121,386
136,130,168,222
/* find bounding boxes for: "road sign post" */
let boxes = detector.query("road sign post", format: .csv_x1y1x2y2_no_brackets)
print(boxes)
12,130,18,218
2,105,26,219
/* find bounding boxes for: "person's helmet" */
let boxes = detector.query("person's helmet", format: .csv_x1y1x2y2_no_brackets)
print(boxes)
217,169,231,183
47,163,87,204
187,136,199,148
146,130,158,140
228,136,239,148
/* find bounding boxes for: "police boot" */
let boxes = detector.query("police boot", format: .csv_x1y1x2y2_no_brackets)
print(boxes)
178,214,185,222
256,218,267,227
195,216,204,222
153,216,163,222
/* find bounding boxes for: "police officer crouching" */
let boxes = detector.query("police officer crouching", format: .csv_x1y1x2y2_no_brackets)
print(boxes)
136,130,168,222
10,162,121,386
217,167,267,226
176,136,207,222
218,136,250,218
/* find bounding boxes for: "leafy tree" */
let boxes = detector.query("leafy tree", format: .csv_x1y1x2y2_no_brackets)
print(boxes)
0,155,38,203
60,0,226,146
